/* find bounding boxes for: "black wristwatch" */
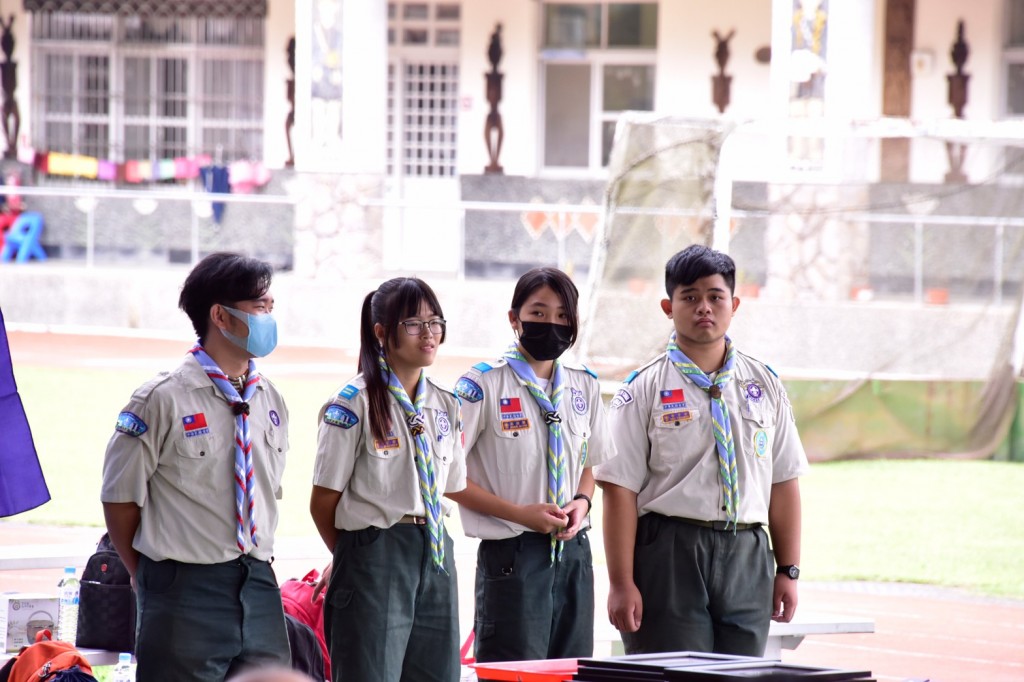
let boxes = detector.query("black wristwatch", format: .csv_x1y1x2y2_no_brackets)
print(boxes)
776,564,800,580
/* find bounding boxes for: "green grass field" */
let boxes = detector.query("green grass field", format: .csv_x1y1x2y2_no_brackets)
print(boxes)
10,365,1024,599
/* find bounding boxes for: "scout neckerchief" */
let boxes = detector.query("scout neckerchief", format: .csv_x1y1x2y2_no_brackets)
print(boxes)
190,344,260,552
666,333,740,530
502,344,568,562
378,355,446,571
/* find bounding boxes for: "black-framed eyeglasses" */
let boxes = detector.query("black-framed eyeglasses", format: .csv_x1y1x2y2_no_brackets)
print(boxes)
399,318,447,336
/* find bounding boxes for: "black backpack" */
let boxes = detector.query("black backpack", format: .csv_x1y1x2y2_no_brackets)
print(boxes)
74,534,136,653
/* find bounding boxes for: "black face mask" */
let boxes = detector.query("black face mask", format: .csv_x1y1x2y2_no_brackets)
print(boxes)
518,321,573,361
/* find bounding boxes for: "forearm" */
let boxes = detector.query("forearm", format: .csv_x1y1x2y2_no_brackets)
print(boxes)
768,478,802,566
600,482,639,587
310,485,342,553
575,467,596,500
102,502,142,578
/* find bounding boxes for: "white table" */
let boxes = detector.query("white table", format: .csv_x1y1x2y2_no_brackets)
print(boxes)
594,611,875,659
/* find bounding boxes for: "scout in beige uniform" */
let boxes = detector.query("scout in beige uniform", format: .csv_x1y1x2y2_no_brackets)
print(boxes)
101,253,291,682
596,244,809,657
310,277,466,682
450,267,614,663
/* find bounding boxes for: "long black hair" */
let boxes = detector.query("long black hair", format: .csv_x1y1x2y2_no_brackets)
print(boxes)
509,267,580,346
358,277,446,443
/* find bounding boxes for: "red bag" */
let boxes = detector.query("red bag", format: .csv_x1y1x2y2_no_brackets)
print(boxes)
280,569,330,681
0,629,95,682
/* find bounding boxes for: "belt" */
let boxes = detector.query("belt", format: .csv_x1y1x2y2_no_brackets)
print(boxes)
397,515,427,525
676,517,761,532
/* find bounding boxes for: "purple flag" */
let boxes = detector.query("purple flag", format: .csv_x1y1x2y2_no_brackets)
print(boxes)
0,309,50,517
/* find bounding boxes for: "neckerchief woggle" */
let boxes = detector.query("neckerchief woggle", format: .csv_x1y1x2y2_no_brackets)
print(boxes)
502,344,568,562
666,333,740,530
190,344,260,551
378,355,446,572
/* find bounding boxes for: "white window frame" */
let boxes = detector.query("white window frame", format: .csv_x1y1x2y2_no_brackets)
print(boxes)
538,1,657,176
31,13,264,166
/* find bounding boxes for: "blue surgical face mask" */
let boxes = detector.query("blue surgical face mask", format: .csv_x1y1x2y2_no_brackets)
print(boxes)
220,305,278,358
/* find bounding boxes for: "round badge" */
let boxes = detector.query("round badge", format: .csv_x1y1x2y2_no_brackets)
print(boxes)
269,409,281,426
435,410,451,438
571,388,588,415
745,380,764,403
752,429,769,458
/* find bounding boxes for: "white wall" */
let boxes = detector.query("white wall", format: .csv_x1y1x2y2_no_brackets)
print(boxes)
458,0,539,176
657,0,773,120
263,0,296,169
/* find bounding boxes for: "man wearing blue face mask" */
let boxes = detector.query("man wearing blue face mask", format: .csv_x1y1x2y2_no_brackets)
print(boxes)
101,252,292,682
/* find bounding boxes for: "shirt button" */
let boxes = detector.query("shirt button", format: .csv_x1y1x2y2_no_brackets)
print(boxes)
512,432,519,438
200,451,206,457
721,505,726,511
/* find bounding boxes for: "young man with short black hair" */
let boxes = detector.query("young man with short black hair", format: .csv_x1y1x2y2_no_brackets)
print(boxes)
596,244,808,656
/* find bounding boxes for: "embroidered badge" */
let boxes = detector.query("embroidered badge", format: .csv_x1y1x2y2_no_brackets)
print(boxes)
374,431,401,453
115,411,148,437
571,388,588,415
324,404,359,429
609,388,633,410
753,428,770,458
499,397,530,432
580,440,589,466
744,380,764,403
182,413,209,438
435,410,451,440
661,410,693,424
660,388,686,410
269,409,281,427
454,377,484,403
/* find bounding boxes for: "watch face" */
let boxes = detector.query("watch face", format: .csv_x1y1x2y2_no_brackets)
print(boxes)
787,565,800,579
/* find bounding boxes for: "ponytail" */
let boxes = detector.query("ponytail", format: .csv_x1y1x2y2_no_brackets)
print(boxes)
357,278,447,443
358,289,392,444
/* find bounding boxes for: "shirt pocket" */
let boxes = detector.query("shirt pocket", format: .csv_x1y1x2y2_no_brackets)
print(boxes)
264,426,288,494
487,404,535,475
650,408,702,464
740,409,776,463
565,413,592,467
172,434,227,492
362,437,404,494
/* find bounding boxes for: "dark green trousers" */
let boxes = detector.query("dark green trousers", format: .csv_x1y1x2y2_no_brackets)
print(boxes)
135,554,291,682
324,525,459,682
473,530,594,664
621,513,774,656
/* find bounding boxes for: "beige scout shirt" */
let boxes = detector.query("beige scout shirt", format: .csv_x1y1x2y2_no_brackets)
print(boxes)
594,351,808,525
101,354,289,563
455,359,615,540
312,374,467,531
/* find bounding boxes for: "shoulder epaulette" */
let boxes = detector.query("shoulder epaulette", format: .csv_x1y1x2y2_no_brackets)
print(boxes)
473,361,494,373
737,351,779,378
338,383,360,400
426,376,458,399
624,370,639,385
563,363,599,380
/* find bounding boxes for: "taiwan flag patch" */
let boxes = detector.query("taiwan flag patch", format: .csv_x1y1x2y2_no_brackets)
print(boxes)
660,389,686,410
500,397,523,417
182,413,210,437
499,397,529,432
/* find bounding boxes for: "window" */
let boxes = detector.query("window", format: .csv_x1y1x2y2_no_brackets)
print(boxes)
32,13,264,166
387,2,460,177
540,2,657,171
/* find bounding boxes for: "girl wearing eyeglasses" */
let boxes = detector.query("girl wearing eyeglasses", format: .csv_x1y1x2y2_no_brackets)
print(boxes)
447,267,614,664
310,277,466,682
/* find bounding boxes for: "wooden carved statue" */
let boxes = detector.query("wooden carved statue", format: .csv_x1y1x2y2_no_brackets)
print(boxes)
712,29,735,114
285,36,296,167
946,20,969,183
484,23,504,174
1,15,20,159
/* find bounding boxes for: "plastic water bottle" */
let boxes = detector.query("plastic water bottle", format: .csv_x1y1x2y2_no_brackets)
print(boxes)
112,652,135,682
56,566,80,643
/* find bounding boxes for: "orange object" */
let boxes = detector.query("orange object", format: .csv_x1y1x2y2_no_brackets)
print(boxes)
471,658,578,682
